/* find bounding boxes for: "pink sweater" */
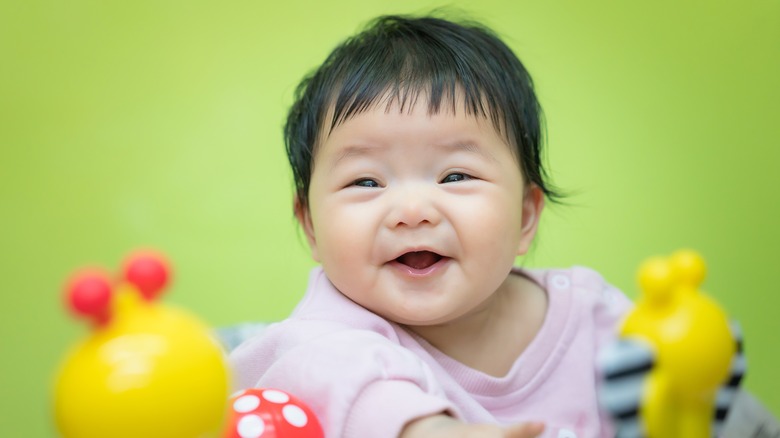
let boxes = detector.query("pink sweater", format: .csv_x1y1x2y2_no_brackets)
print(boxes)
230,266,632,438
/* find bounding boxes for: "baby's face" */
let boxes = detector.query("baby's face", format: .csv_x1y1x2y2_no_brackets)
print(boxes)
298,98,542,326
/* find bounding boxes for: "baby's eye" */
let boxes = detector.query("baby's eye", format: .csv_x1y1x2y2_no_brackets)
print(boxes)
440,173,471,184
353,178,380,188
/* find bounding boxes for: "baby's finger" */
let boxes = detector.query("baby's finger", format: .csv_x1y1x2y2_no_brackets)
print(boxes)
505,422,545,437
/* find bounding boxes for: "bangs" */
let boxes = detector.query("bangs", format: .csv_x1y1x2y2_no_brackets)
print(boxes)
327,59,503,133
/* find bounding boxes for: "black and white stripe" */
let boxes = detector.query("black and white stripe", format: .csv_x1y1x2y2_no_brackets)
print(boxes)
713,321,746,437
598,337,654,438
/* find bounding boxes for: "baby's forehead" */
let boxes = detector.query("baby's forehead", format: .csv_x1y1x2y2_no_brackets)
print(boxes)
309,99,518,175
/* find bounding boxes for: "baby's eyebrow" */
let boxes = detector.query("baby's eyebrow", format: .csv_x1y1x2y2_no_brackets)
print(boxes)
439,141,498,163
331,144,382,167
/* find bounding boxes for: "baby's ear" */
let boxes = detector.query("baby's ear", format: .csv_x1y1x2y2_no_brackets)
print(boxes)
517,185,544,256
293,196,320,262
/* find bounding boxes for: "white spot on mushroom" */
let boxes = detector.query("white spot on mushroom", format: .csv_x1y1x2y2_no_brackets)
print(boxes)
233,394,261,413
262,389,290,404
237,414,265,438
282,404,309,427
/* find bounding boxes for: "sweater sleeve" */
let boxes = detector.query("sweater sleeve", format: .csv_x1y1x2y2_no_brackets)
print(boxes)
229,322,455,438
345,380,454,437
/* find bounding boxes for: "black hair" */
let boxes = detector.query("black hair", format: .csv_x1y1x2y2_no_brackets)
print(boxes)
285,14,562,211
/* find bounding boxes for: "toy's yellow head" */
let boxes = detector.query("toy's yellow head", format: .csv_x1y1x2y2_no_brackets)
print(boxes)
636,250,707,308
53,252,230,438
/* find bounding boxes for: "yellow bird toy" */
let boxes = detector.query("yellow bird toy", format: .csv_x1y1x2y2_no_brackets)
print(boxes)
53,251,231,438
599,250,745,437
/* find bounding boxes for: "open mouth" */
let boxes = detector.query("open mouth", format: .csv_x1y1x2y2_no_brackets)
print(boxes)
396,251,443,270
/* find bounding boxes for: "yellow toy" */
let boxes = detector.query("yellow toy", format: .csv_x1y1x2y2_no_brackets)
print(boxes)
599,250,745,437
53,251,230,438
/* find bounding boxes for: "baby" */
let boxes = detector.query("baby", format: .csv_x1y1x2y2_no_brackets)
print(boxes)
231,14,632,438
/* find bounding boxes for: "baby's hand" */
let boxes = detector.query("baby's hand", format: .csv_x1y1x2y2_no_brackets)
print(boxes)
401,414,544,438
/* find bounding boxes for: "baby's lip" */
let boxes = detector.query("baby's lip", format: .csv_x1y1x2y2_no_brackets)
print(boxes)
387,249,451,277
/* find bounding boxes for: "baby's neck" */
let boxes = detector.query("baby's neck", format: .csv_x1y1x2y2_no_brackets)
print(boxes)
405,272,548,377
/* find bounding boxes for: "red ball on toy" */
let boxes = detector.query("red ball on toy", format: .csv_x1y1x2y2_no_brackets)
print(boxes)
65,269,113,325
223,388,323,438
123,251,170,300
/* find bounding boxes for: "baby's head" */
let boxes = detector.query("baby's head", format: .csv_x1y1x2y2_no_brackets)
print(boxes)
284,14,557,325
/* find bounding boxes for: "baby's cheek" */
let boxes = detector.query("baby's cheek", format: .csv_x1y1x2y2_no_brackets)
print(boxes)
469,199,523,240
319,220,374,268
464,201,524,269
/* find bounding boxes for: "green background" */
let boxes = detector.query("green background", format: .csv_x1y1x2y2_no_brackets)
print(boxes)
2,0,778,436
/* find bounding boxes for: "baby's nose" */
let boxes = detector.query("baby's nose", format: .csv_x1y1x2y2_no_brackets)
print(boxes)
385,185,441,229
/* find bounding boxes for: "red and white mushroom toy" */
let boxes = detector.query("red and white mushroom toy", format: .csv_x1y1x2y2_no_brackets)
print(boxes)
223,388,324,438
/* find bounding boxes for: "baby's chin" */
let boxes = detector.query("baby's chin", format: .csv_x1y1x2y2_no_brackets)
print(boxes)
378,306,468,329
